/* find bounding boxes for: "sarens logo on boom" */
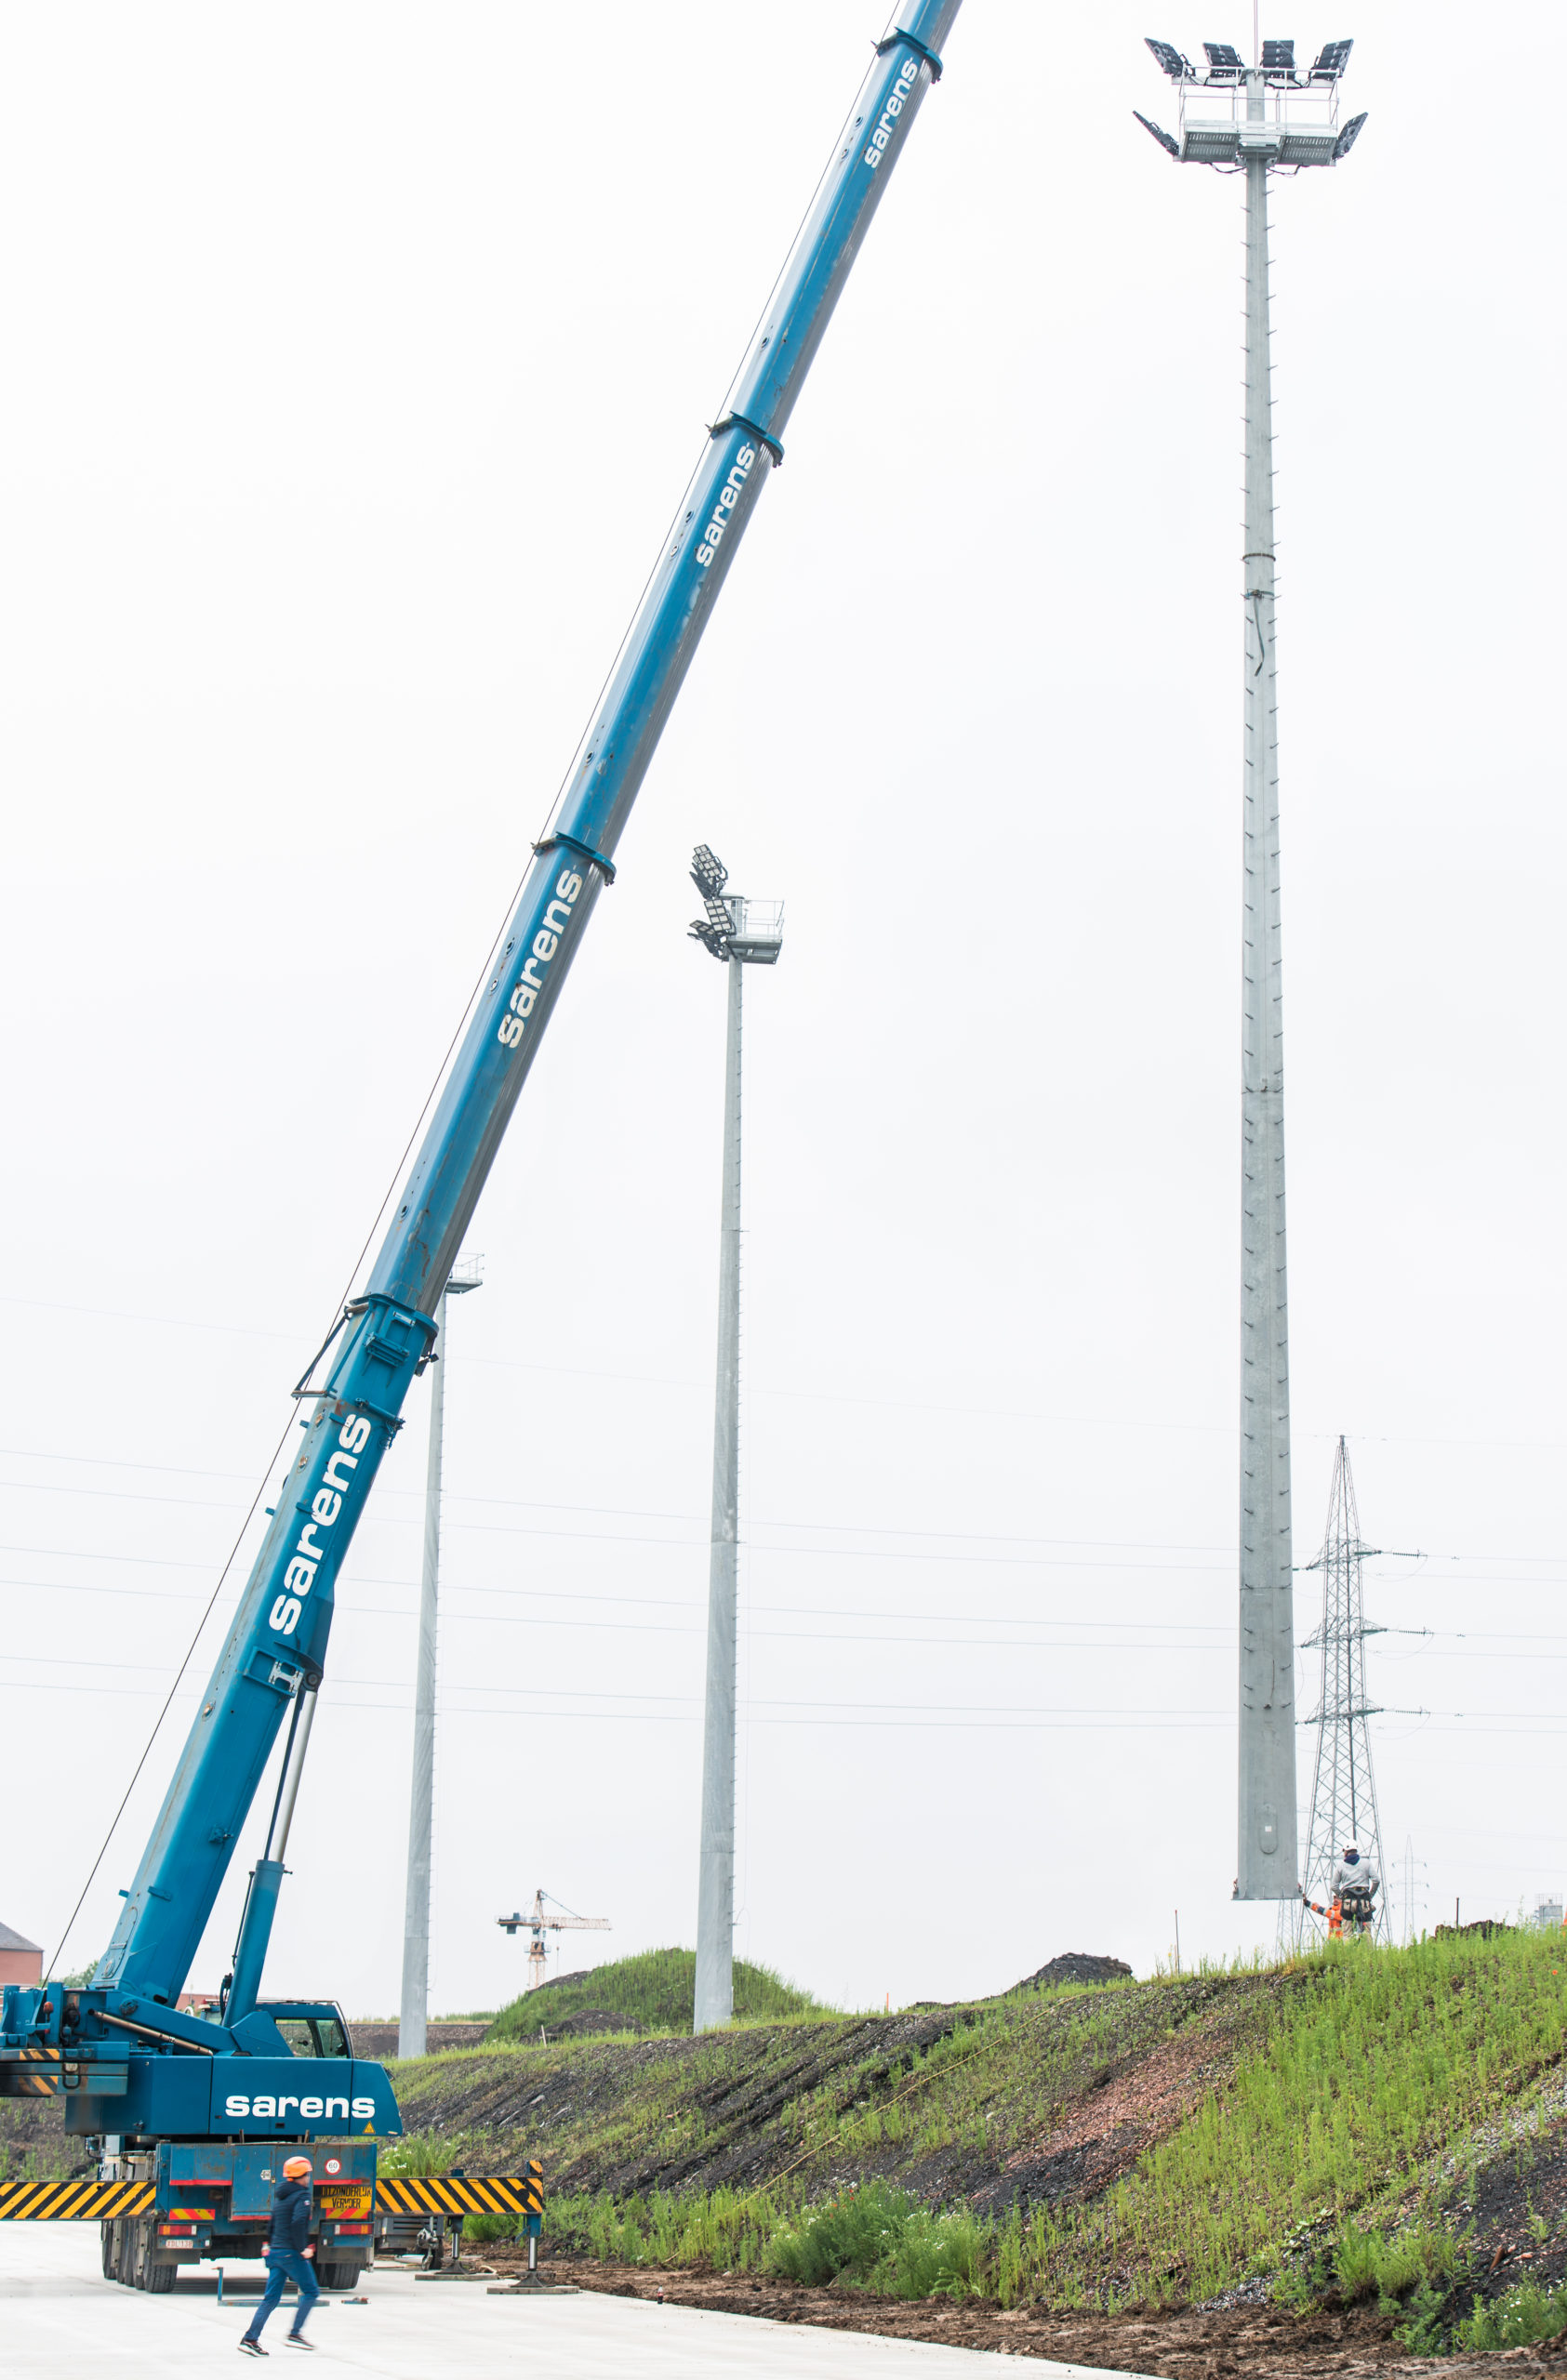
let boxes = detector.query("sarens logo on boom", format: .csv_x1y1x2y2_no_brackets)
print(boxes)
863,54,919,169
268,1411,372,1640
696,443,757,570
497,867,584,1048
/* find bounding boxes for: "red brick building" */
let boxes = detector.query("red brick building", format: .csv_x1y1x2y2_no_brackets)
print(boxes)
0,1919,43,1989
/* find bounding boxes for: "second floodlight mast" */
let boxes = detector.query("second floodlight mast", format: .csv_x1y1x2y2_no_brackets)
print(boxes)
1135,33,1366,1901
689,847,784,2034
398,1258,482,2062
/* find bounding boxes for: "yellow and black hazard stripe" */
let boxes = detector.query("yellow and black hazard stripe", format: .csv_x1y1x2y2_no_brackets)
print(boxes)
0,2177,156,2221
376,2169,543,2218
0,2048,65,2097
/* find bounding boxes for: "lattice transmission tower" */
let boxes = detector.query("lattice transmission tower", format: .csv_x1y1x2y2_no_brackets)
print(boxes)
1296,1435,1391,1942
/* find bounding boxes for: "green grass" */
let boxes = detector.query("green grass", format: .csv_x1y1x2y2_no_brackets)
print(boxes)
1016,1928,1567,2307
1454,2278,1567,2352
487,1947,829,2040
767,2181,987,2299
550,2183,790,2271
390,1928,1567,2325
377,2129,484,2177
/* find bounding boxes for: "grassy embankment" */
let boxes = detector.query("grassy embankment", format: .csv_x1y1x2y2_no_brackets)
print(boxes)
486,1947,827,2038
389,1930,1567,2349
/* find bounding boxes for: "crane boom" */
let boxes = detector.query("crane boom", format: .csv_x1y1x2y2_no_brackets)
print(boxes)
1,2,963,2175
93,0,960,2018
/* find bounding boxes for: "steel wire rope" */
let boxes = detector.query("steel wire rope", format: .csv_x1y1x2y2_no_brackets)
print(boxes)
37,127,861,1968
44,819,564,1977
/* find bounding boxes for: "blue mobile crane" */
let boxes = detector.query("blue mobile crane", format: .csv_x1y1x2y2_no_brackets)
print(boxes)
0,2,963,2291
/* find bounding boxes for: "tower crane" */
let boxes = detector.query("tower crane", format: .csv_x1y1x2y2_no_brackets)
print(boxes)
497,1891,611,1994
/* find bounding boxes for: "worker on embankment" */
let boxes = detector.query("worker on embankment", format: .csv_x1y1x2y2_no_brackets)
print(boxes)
1330,1843,1379,1937
239,2153,319,2356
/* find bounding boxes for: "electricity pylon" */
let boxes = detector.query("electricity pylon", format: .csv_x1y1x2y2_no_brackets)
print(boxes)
1297,1436,1390,1941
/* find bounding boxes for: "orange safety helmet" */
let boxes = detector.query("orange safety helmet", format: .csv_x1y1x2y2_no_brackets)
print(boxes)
283,2156,313,2179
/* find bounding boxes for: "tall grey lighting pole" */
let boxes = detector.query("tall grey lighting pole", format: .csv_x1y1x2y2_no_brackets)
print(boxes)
398,1258,482,2058
1135,33,1365,1900
688,845,783,2033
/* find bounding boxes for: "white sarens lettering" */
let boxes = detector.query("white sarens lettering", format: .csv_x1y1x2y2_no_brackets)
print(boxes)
695,443,758,569
497,869,583,1050
223,2093,367,2122
863,57,918,169
268,1412,372,1640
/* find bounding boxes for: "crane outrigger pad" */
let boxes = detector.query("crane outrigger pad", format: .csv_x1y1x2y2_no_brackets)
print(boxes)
0,2175,155,2219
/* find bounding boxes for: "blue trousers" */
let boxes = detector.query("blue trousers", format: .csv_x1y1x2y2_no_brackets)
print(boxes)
242,2248,320,2340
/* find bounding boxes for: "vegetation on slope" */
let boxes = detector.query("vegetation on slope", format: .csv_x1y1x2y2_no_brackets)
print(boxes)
485,1946,827,2041
390,1928,1567,2347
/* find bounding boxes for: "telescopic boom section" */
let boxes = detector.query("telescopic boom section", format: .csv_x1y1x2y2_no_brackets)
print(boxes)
93,2,961,2009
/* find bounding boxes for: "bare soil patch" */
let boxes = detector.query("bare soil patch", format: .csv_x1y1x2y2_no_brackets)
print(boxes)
484,2246,1567,2375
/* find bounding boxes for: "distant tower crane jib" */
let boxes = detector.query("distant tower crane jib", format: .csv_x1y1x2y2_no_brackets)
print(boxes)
497,1891,611,1995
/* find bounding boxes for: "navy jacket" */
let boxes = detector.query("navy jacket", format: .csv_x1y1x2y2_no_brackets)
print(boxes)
267,2177,312,2255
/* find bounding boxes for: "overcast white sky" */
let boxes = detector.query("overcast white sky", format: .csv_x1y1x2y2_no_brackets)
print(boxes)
1,0,1561,2022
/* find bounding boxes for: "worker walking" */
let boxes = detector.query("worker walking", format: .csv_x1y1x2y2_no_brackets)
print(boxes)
239,2154,320,2355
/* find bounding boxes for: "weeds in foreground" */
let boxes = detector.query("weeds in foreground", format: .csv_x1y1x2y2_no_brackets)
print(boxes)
548,2183,791,2272
462,2211,522,2243
377,2130,481,2177
766,2180,986,2300
1327,2220,1463,2313
1454,2279,1567,2352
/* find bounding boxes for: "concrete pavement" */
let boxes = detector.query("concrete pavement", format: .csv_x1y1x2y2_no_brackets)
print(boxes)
0,2223,1152,2377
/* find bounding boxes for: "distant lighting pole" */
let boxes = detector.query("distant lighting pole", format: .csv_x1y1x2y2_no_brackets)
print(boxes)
398,1257,482,2060
1135,30,1366,1903
687,845,783,2034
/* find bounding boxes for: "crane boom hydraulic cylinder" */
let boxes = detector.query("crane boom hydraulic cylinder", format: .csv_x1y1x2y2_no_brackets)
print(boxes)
63,2,962,2070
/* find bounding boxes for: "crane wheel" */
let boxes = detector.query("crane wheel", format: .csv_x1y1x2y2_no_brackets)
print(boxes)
100,2221,116,2280
319,2261,364,2291
147,2258,176,2294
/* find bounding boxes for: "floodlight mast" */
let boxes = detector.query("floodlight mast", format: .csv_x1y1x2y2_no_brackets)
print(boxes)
687,846,783,2034
398,1258,481,2061
1135,32,1367,1902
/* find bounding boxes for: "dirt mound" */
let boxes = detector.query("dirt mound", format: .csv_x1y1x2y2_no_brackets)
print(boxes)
1014,1952,1134,1993
350,2021,489,2061
539,2009,639,2041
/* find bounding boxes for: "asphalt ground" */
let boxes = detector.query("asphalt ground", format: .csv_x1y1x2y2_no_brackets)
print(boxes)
0,2224,1151,2378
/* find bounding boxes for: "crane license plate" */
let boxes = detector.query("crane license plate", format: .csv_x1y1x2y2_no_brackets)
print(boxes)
316,2183,372,2217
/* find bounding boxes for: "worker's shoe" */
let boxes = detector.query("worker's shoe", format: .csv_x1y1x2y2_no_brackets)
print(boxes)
284,2339,315,2351
237,2345,267,2359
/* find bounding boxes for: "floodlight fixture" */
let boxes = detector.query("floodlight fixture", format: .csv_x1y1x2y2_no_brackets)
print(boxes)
1146,36,1197,79
1137,27,1364,166
1308,37,1353,79
1132,31,1368,1905
687,843,784,966
688,843,734,958
1135,110,1181,155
